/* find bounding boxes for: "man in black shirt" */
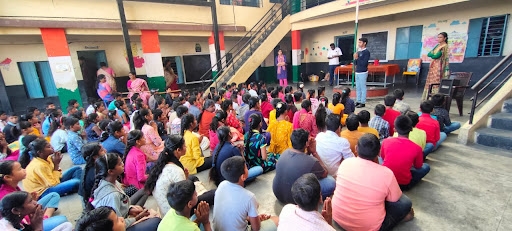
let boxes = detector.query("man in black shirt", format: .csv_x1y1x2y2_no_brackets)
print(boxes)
354,37,370,108
272,129,335,204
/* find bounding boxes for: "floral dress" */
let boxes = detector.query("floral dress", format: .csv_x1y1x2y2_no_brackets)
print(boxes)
244,131,279,173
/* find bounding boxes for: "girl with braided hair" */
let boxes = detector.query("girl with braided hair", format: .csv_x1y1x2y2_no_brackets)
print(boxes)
0,191,73,231
122,130,148,189
0,161,71,231
145,135,215,215
79,142,106,206
328,92,348,126
210,126,263,186
208,110,227,153
89,153,161,231
244,113,279,173
267,101,292,155
133,109,163,162
181,114,212,174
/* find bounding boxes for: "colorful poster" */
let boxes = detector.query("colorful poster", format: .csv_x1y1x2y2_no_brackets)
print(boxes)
421,19,469,63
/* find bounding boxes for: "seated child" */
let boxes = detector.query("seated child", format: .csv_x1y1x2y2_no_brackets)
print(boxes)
368,104,390,141
157,180,211,231
431,94,461,134
75,206,126,231
213,156,279,231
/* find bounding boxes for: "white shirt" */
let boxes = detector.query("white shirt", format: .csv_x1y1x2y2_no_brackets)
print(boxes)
249,89,258,97
50,129,68,152
328,47,343,65
315,130,354,177
213,181,259,231
153,164,186,215
86,105,95,116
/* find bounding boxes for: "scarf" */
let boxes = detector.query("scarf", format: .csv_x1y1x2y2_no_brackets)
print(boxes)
277,55,286,74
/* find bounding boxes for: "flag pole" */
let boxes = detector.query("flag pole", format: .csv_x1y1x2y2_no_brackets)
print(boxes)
352,0,360,88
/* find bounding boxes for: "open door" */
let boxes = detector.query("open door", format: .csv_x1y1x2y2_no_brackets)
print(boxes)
336,35,355,64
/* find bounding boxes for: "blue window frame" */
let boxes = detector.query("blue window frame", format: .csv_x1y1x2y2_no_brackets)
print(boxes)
466,15,509,57
18,61,57,99
395,25,423,60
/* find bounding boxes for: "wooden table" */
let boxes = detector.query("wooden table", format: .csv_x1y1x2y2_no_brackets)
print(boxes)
335,64,401,86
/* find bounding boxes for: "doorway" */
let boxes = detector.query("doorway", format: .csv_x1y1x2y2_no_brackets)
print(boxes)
335,35,355,65
77,50,108,99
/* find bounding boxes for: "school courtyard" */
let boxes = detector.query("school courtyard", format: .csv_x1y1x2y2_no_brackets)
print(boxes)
54,82,512,231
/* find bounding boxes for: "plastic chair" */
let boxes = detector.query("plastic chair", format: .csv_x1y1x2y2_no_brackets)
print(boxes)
402,59,422,85
450,72,473,116
427,79,454,112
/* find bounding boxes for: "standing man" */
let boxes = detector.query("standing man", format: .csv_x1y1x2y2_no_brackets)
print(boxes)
353,38,370,108
327,43,342,87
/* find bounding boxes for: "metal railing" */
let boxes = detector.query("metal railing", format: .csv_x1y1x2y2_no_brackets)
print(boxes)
469,53,512,124
199,0,290,91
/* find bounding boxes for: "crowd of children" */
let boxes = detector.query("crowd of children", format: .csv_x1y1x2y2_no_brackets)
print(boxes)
0,79,460,231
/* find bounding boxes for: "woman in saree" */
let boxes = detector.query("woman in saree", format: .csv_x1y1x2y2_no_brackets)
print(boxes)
163,59,179,91
275,49,287,87
422,32,450,100
97,62,116,92
97,75,114,105
127,72,151,105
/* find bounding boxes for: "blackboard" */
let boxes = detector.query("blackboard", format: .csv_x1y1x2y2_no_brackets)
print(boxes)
183,54,212,83
362,31,388,61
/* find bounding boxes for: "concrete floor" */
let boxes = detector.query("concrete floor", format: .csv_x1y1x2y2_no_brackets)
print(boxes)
54,81,512,230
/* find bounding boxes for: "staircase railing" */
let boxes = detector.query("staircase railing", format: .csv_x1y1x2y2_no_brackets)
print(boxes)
199,0,290,91
469,53,512,124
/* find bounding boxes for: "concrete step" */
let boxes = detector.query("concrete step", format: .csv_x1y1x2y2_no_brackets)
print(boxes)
502,98,512,113
489,112,512,131
475,127,512,150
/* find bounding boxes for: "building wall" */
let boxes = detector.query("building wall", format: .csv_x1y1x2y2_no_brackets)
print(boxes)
0,39,246,86
299,0,512,84
1,0,278,30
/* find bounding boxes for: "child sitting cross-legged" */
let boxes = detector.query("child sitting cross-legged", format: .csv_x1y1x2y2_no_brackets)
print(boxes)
157,180,212,231
213,156,279,231
89,153,161,231
0,161,72,231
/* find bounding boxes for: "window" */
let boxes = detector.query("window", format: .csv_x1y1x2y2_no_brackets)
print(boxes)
466,15,509,57
395,25,423,60
220,0,260,7
17,61,58,99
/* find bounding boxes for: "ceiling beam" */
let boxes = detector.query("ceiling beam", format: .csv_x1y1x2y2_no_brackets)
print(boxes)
123,0,213,7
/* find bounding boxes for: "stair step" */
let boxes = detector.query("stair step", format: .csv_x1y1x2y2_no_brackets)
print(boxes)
475,127,512,150
502,98,512,113
489,112,512,131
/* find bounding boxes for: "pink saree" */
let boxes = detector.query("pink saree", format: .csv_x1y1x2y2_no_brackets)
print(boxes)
128,78,151,104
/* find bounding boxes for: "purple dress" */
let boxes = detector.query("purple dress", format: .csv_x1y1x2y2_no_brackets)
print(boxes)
275,55,287,80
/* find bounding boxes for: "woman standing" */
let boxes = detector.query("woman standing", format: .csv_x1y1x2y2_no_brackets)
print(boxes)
275,49,288,87
97,62,116,92
422,32,450,100
127,72,151,105
97,75,114,105
164,60,179,91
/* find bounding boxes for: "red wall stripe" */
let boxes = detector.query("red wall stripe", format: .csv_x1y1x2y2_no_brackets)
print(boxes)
40,28,70,57
209,31,225,50
291,30,301,50
141,30,161,53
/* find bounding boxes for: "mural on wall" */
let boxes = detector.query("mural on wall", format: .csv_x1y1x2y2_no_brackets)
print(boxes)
124,43,145,68
421,19,469,63
0,58,11,70
304,41,331,62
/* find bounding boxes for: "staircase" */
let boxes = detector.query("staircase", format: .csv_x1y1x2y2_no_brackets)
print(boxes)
474,99,512,150
199,0,291,91
458,53,512,150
